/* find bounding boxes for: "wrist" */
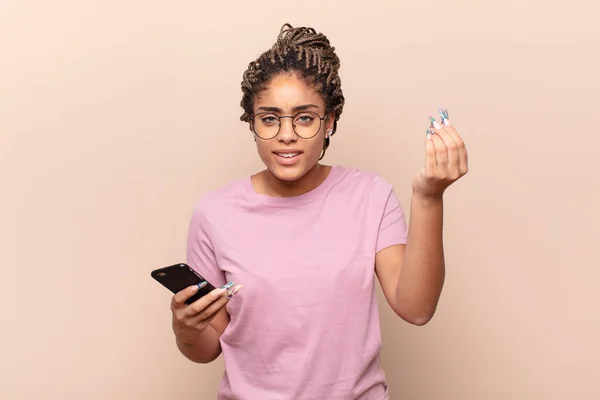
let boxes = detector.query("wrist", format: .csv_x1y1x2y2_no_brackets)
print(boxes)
412,190,443,206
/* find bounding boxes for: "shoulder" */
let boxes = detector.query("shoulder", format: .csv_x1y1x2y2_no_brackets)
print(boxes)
334,165,395,195
189,177,247,225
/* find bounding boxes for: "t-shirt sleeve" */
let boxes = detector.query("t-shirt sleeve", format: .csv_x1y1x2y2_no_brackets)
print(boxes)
373,176,408,253
185,201,227,288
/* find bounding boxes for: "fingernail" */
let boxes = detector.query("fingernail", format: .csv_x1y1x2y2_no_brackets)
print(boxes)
426,129,432,140
439,108,450,126
221,282,235,290
226,285,242,300
231,285,243,296
197,281,207,289
430,116,441,130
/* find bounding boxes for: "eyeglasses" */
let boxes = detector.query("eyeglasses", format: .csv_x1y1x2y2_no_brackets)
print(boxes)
250,111,327,140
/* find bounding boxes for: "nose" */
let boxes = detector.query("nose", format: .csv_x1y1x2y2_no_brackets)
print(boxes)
277,117,298,144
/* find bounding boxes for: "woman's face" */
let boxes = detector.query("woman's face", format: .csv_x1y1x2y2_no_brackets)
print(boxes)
252,72,333,183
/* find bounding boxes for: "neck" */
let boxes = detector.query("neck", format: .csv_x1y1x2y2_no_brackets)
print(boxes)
256,164,331,198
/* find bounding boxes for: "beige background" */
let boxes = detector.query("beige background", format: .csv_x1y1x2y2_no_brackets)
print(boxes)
1,1,599,399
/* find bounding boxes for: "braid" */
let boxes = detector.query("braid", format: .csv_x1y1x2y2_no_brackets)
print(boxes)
240,23,345,159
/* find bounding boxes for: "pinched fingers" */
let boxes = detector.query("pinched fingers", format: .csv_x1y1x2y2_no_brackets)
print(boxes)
436,109,468,174
427,109,469,178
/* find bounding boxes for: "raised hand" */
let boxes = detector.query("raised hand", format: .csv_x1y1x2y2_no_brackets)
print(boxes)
412,109,469,199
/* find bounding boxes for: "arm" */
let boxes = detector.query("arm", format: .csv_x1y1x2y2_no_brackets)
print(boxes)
375,111,467,326
179,199,233,362
375,194,445,326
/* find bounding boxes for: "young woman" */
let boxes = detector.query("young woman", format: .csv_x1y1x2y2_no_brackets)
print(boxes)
169,23,468,399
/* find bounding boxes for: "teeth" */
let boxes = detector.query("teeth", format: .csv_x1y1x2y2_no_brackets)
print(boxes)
278,153,298,158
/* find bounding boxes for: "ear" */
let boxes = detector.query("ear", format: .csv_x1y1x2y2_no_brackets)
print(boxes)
326,112,336,134
248,120,257,141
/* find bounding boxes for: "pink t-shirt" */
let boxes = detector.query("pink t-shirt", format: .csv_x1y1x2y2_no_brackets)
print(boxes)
186,165,408,400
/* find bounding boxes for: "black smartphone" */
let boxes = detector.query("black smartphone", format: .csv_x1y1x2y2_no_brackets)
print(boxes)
151,263,217,305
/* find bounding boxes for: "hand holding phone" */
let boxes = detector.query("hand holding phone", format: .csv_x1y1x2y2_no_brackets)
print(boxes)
151,263,242,339
170,282,232,339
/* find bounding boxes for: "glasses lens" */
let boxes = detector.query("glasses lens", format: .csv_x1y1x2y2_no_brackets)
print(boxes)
253,113,280,140
253,112,322,139
293,112,321,139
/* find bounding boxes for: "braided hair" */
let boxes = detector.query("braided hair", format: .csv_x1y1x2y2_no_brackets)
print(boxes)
240,23,345,159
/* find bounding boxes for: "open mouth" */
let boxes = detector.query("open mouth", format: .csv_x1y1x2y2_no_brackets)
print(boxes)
275,152,300,158
273,151,304,165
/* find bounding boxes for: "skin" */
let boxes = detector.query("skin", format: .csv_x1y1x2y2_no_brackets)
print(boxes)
376,117,469,325
171,71,469,363
171,285,231,363
250,72,335,198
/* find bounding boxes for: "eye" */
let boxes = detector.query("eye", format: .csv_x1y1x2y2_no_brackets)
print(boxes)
260,115,279,125
295,114,315,124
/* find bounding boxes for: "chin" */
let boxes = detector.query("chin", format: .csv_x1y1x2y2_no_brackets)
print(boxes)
269,164,309,182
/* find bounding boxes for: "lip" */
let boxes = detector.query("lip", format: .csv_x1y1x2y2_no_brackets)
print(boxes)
272,150,304,166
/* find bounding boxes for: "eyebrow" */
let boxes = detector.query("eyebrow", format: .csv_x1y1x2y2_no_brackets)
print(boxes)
256,104,320,113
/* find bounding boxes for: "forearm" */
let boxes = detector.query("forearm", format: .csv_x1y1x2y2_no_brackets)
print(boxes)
176,325,223,364
396,192,445,325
